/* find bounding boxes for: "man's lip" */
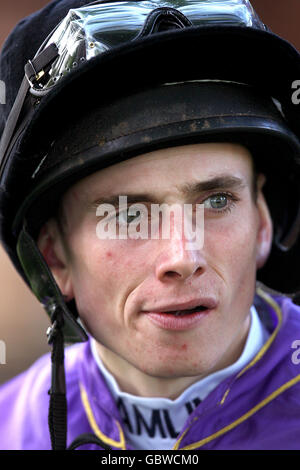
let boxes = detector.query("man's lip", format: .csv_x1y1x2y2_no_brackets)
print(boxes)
142,298,217,313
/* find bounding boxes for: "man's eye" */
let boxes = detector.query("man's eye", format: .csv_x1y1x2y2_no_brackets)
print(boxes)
204,194,228,210
117,209,141,225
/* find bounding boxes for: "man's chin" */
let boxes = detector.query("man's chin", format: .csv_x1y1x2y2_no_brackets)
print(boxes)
135,358,211,382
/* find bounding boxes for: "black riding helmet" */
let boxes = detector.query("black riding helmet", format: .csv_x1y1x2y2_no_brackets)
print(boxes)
0,0,300,449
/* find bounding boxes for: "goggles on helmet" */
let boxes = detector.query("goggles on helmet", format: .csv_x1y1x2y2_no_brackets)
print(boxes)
27,0,265,95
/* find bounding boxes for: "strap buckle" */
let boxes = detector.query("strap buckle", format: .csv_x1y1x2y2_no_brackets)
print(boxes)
46,320,58,345
25,60,45,87
25,43,59,89
46,300,61,345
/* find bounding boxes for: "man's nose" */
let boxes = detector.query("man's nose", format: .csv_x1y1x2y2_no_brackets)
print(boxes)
155,212,206,282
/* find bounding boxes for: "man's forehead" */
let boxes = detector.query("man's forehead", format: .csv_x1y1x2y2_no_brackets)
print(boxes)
64,142,253,205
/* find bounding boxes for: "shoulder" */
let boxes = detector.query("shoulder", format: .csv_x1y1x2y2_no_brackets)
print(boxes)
250,289,300,409
256,291,300,404
273,293,300,334
254,288,300,331
0,340,87,450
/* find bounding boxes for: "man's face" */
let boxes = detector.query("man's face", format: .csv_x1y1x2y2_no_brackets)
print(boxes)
40,143,272,392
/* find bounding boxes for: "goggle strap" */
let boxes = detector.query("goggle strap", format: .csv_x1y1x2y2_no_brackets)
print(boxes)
0,76,29,179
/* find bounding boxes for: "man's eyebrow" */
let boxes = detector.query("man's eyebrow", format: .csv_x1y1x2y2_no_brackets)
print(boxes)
91,193,159,208
91,175,246,207
177,175,247,196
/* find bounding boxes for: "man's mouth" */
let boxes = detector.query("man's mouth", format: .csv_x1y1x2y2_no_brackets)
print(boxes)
159,305,209,316
141,299,216,331
144,298,217,315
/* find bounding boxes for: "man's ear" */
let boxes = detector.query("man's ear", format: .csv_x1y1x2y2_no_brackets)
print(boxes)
255,174,273,269
37,218,74,301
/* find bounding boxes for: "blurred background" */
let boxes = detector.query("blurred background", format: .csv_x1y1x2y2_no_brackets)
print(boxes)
0,0,300,385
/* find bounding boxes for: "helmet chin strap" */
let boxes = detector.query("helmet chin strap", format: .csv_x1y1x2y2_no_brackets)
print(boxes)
47,304,112,450
15,222,113,449
47,304,67,450
16,221,88,343
15,222,79,449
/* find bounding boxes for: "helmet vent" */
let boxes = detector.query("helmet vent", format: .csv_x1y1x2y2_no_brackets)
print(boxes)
138,7,193,37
